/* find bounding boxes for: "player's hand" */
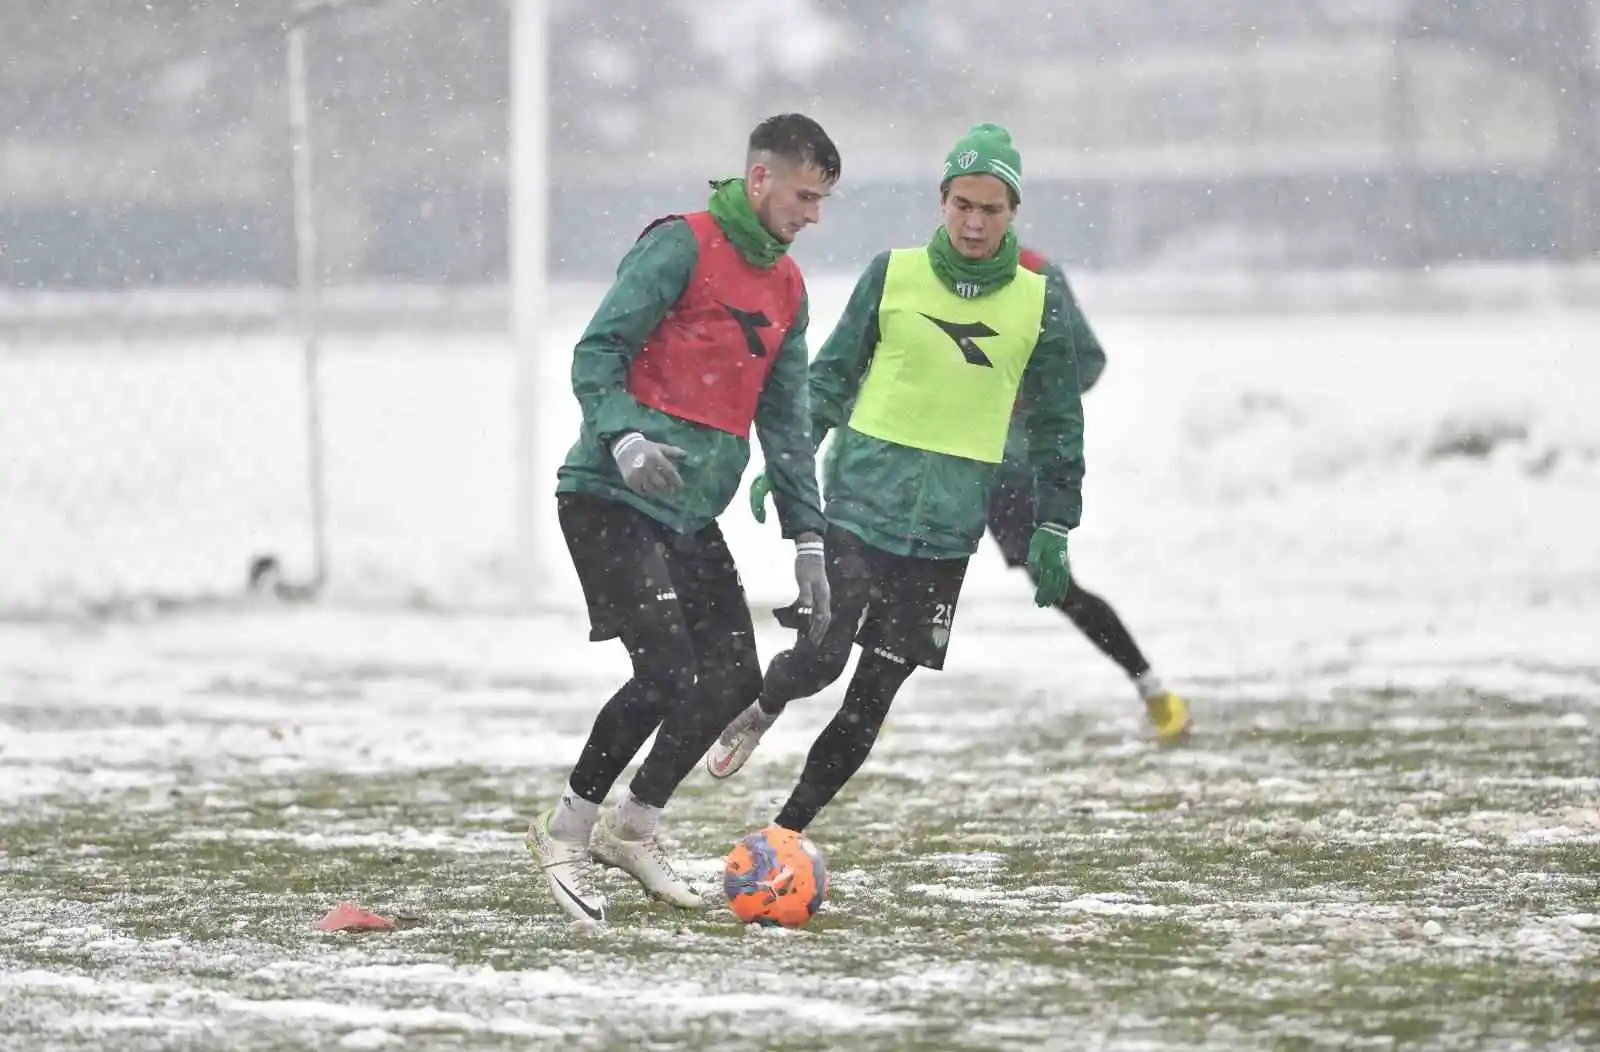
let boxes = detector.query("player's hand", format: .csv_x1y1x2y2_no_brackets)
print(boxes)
793,533,831,643
748,472,773,524
611,432,687,497
1027,523,1072,607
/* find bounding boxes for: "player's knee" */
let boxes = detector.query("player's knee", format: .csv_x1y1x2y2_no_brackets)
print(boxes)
778,623,849,687
847,652,912,726
632,653,697,705
839,705,883,738
809,643,853,690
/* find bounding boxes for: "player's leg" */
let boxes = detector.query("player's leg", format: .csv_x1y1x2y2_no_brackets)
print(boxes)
989,478,1148,674
987,479,1191,743
1056,583,1152,681
1055,583,1190,742
705,524,877,779
591,522,762,908
984,474,1037,570
630,522,763,803
529,493,698,923
772,550,967,833
771,650,913,832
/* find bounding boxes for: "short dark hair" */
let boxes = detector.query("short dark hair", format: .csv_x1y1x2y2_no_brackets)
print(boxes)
748,113,841,184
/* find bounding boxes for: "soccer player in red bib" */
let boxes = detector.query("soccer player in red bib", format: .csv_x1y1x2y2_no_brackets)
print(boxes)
528,115,840,925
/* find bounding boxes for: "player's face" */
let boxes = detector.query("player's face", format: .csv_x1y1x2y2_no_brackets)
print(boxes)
941,174,1016,259
749,160,834,243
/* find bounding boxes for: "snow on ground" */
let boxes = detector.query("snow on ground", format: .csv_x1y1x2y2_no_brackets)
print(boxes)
2,281,1597,627
1,286,1596,1050
2,287,1595,799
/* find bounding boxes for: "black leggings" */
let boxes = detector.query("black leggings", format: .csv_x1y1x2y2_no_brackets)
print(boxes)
569,624,761,810
985,479,1151,679
774,651,914,832
759,527,961,831
558,493,762,810
763,526,969,718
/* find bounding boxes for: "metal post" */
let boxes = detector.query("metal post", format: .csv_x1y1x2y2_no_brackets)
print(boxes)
511,0,549,608
287,22,331,591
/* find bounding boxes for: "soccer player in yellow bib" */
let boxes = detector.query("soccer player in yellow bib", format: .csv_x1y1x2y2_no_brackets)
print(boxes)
703,123,1086,834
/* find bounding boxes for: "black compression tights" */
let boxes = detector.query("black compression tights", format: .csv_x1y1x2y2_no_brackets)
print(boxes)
1056,583,1151,680
568,653,762,810
774,652,915,833
566,675,681,806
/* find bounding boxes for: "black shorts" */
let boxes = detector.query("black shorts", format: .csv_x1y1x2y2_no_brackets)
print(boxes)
777,524,969,671
985,476,1034,568
556,491,756,651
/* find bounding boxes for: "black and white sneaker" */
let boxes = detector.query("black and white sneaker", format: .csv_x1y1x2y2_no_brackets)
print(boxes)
588,810,708,910
528,810,606,925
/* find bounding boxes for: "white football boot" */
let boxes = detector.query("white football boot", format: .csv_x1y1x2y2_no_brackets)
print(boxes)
527,810,606,925
704,701,778,780
588,810,707,910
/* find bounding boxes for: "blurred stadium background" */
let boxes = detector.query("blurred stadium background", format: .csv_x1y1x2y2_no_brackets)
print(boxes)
1,0,1595,614
2,0,1595,313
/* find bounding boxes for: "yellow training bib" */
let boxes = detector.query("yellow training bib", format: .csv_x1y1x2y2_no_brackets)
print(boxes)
847,248,1045,463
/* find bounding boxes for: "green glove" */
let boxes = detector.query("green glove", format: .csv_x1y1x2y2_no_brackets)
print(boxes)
1026,523,1072,607
748,472,773,524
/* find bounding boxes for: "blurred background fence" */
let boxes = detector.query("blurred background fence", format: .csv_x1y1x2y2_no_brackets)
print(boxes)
1,0,1595,616
2,0,1594,307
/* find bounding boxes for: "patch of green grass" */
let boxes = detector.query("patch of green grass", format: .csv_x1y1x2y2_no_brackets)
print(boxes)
2,690,1596,1051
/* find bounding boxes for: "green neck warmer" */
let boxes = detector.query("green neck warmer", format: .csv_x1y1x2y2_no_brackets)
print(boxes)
926,225,1020,299
706,178,788,269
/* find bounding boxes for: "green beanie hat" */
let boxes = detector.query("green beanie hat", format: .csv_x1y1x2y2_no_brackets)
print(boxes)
942,122,1022,200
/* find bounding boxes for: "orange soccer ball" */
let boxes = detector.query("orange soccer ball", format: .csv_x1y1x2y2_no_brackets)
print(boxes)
722,825,829,927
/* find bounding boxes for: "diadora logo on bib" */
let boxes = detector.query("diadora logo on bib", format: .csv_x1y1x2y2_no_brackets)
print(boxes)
720,303,773,358
919,313,998,368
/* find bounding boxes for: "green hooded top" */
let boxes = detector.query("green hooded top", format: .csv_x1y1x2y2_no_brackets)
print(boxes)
808,250,1087,560
797,122,1088,560
998,256,1107,481
555,199,826,539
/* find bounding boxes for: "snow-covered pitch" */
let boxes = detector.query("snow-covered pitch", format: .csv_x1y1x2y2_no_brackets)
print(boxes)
1,285,1595,1049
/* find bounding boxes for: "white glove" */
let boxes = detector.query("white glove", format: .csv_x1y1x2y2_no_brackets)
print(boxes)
611,432,687,497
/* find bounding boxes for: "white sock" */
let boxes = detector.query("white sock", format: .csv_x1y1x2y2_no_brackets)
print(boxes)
615,793,662,839
549,784,600,842
1134,670,1166,702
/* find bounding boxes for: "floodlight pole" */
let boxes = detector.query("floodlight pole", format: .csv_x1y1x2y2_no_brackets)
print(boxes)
511,0,550,608
286,21,331,592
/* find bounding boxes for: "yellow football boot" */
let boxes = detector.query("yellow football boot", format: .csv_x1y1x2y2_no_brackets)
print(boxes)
1144,691,1193,745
